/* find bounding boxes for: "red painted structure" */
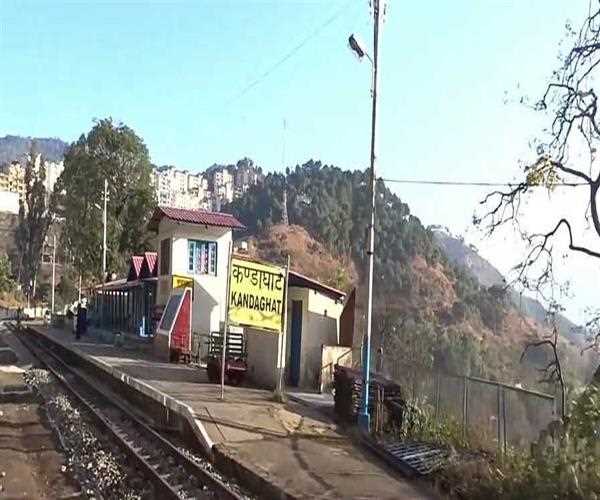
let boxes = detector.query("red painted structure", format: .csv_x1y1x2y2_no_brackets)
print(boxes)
141,252,157,278
147,206,245,231
170,288,191,353
127,256,144,281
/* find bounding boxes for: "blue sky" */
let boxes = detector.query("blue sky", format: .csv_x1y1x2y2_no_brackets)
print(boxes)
1,0,597,321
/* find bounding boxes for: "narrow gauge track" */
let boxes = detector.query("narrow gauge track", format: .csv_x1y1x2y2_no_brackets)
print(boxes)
17,328,244,500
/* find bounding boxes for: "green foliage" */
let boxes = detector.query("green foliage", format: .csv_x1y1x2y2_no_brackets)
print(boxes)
570,383,600,443
0,254,15,293
442,384,600,499
15,148,56,296
393,400,468,449
230,160,513,389
57,118,156,282
34,281,51,303
56,270,78,309
381,313,489,378
383,317,437,370
452,265,507,332
228,160,443,292
229,161,507,334
436,326,489,377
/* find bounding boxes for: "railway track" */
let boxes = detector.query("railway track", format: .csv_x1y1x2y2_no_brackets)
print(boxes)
16,327,246,500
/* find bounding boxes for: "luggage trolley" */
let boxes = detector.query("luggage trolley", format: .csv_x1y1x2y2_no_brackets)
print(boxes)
206,329,247,386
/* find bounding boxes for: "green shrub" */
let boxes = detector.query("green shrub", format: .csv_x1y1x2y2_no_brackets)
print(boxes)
441,384,600,499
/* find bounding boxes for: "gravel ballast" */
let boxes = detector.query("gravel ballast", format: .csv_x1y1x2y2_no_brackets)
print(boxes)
24,367,148,500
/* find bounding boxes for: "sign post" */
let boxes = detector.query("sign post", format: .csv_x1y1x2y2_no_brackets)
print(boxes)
220,241,234,400
275,256,290,399
223,253,287,396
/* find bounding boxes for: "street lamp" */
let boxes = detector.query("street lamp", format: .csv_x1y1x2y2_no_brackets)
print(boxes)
349,0,382,434
348,34,371,63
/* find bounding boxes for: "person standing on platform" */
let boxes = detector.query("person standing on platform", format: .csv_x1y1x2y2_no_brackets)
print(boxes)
75,302,84,340
80,299,88,336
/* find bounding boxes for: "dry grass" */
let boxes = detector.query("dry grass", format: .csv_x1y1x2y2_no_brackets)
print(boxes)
243,224,358,291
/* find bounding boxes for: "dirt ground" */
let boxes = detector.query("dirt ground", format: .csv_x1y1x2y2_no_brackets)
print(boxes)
0,323,81,499
0,402,81,499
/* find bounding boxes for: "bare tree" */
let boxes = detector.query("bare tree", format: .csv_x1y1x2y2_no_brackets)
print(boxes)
477,3,600,357
521,309,566,419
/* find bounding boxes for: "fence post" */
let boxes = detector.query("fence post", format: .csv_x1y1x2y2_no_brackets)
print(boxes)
502,387,507,454
434,372,441,421
462,376,469,440
497,384,502,457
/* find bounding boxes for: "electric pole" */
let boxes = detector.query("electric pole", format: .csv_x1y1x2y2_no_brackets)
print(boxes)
359,0,382,433
282,119,289,226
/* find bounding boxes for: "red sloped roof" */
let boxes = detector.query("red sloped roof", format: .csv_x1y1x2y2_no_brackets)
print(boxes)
127,256,144,281
288,270,345,301
144,252,157,277
148,206,245,232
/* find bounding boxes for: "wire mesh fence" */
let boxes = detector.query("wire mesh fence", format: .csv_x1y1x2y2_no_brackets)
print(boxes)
382,357,557,452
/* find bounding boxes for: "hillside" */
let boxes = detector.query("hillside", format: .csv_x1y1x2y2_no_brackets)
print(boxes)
0,135,68,164
433,228,585,347
241,224,357,291
432,228,504,287
227,160,599,389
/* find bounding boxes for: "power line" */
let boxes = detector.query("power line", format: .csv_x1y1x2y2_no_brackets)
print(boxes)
379,177,588,188
228,1,354,104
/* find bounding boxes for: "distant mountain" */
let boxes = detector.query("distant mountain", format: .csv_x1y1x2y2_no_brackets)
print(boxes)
432,227,504,288
432,227,585,346
0,135,68,164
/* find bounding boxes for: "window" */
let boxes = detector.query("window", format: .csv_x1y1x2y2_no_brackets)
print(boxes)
188,240,217,275
160,238,171,275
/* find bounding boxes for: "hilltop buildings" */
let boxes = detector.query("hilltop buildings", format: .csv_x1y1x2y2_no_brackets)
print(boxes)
152,159,262,212
0,156,64,213
0,149,263,216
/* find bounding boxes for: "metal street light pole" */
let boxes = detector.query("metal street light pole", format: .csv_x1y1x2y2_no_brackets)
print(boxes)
349,0,382,433
102,178,108,280
101,178,108,326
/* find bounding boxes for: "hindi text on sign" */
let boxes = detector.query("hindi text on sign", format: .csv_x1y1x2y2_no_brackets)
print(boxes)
228,258,285,332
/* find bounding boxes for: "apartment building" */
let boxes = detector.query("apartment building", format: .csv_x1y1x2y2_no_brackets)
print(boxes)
0,162,25,199
0,157,63,205
152,162,259,212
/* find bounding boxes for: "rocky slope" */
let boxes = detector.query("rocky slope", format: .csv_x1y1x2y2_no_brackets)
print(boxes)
0,135,68,164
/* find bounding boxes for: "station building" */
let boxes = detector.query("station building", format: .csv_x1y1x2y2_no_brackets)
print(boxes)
91,206,354,392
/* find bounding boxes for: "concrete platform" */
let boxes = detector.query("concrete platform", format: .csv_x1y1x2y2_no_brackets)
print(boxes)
25,324,436,499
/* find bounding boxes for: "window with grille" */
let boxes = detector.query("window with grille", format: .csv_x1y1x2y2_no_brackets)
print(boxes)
160,238,171,275
188,240,217,276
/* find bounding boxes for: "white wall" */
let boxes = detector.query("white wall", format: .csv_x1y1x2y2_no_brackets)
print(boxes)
245,286,345,391
155,219,232,335
284,287,344,389
245,328,279,389
0,191,19,214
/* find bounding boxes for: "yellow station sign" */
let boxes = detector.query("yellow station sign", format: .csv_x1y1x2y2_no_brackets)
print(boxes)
228,258,285,332
172,275,194,290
